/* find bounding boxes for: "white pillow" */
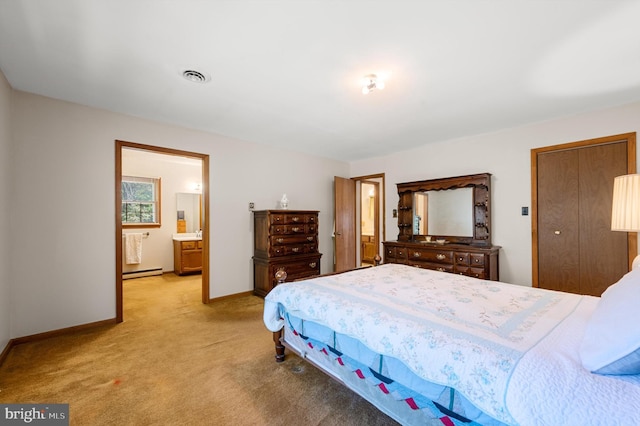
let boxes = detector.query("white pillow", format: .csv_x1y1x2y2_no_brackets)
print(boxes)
580,268,640,375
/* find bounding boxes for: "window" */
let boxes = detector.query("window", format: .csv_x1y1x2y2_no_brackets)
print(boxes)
122,176,161,227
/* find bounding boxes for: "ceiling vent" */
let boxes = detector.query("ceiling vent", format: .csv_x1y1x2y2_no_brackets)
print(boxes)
182,70,209,83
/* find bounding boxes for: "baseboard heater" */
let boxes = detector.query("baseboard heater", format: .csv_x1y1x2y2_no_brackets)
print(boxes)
123,267,163,280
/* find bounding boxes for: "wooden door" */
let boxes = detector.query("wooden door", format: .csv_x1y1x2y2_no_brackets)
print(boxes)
537,149,581,293
334,176,356,272
534,135,635,296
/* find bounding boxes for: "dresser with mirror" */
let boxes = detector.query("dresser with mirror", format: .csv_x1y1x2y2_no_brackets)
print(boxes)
383,173,501,280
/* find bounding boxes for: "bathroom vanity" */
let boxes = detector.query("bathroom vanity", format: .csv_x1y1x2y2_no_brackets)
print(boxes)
173,234,203,275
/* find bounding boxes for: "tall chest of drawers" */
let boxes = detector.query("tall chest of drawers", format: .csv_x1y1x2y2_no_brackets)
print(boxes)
253,210,322,297
383,241,500,281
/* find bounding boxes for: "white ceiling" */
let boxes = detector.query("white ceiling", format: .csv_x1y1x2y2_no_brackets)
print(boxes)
1,1,639,162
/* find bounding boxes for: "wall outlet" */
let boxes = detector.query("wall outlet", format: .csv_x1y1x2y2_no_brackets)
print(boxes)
522,206,528,216
249,202,255,211
393,209,397,218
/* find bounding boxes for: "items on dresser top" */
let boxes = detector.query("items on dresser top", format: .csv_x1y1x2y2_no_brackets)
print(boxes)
252,210,322,297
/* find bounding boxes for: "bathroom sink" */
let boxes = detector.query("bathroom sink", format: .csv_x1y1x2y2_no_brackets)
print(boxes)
172,233,202,241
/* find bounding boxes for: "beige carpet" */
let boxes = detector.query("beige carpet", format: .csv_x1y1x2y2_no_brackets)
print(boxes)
0,274,399,425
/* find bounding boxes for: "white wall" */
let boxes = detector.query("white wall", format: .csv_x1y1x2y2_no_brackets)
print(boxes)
351,101,640,286
0,70,11,350
9,90,348,338
7,75,640,339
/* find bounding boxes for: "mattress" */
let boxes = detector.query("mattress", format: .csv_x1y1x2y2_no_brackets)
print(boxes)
283,313,501,425
264,263,640,425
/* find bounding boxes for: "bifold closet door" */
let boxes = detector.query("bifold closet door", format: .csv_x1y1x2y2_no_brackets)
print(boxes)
536,141,628,296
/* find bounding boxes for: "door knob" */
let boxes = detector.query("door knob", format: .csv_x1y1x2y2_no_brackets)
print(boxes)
554,230,561,235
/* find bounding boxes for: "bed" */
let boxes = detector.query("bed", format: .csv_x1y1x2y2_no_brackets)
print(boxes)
263,263,640,425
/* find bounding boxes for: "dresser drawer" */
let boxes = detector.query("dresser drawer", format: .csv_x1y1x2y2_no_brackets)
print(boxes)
271,224,317,235
407,248,453,264
270,213,317,225
384,245,408,262
274,257,321,279
279,243,318,256
270,235,317,246
455,252,470,265
455,265,487,279
382,241,499,281
409,262,454,273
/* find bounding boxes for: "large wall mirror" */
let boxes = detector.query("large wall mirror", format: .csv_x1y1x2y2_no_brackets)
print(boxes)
396,173,492,246
176,193,202,233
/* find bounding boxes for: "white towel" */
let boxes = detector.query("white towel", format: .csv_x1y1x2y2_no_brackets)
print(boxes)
125,233,143,264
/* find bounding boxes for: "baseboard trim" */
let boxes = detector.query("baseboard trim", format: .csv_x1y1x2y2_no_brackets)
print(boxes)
2,291,257,366
0,339,16,368
0,318,117,367
208,290,254,303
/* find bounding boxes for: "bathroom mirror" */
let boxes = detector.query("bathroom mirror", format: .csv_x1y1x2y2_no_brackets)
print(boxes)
396,173,492,246
176,193,202,233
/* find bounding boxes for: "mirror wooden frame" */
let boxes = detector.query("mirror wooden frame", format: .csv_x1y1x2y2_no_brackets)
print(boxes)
396,173,492,246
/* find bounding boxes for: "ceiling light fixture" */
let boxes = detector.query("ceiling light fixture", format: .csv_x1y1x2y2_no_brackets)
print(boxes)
182,69,209,83
362,74,385,95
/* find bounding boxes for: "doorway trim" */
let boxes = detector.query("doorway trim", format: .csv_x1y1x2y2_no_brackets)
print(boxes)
115,140,210,323
531,132,636,288
352,173,386,266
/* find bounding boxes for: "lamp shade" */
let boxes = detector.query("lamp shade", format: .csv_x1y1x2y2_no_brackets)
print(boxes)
611,174,640,231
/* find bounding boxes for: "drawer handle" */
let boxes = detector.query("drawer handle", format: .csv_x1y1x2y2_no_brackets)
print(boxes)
275,269,287,283
309,262,317,268
474,259,481,263
276,238,284,243
275,217,281,221
437,267,445,272
458,257,464,261
436,254,446,260
292,227,300,232
292,216,300,222
292,247,300,252
413,252,421,258
307,237,314,241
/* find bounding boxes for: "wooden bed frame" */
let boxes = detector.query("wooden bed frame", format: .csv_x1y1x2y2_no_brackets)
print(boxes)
267,257,479,425
272,256,381,362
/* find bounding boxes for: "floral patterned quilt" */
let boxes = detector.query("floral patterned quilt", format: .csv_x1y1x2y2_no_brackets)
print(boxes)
263,263,585,424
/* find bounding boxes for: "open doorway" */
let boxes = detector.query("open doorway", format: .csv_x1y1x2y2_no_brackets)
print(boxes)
359,180,380,266
334,173,385,272
115,140,210,323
